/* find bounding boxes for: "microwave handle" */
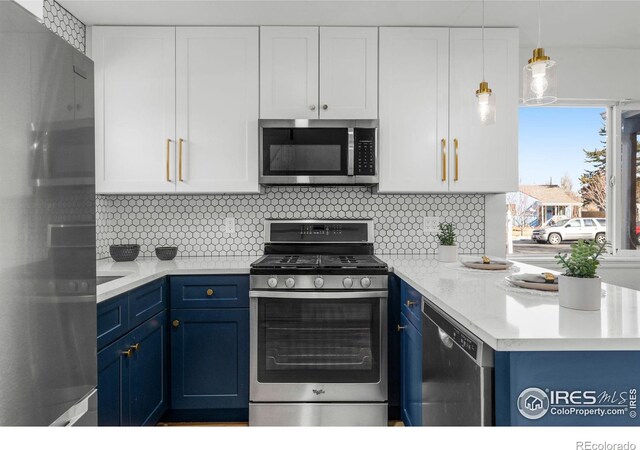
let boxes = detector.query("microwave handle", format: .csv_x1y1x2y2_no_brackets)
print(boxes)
348,128,355,176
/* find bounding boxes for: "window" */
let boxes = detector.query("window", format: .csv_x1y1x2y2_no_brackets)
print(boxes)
619,110,640,252
508,106,607,256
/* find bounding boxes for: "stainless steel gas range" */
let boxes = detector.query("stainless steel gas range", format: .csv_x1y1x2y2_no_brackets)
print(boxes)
249,220,388,426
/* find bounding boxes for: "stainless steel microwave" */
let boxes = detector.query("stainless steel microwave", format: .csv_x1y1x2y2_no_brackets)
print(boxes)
259,119,378,185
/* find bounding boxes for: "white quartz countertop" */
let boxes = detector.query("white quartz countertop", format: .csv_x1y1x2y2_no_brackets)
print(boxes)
385,255,640,352
97,254,640,351
97,256,255,303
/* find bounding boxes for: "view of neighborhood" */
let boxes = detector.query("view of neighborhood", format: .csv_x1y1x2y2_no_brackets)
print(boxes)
508,107,612,256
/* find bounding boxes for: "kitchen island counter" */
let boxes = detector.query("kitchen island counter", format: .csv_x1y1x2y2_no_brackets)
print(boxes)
384,255,640,352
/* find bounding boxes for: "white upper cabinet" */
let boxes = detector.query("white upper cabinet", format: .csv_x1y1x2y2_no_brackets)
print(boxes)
448,28,519,193
319,27,378,120
378,28,449,193
260,26,378,119
260,27,319,119
176,27,259,193
378,27,518,194
93,27,176,193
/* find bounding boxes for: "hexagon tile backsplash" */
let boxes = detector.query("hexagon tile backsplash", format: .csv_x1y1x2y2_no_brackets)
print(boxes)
96,187,485,259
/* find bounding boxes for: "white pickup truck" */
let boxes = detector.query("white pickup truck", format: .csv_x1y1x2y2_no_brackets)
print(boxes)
532,218,606,245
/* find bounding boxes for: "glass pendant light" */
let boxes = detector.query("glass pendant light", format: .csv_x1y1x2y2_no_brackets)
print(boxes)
476,0,496,125
523,0,557,105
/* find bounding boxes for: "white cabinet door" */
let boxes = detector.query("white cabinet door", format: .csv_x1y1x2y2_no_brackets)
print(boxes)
378,28,449,193
260,27,318,119
319,27,378,119
176,27,259,193
93,27,176,193
448,28,519,193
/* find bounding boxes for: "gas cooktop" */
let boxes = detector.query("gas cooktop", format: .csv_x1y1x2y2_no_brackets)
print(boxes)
251,254,387,271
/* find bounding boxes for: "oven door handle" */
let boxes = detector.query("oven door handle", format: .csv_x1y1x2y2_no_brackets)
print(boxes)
250,290,388,299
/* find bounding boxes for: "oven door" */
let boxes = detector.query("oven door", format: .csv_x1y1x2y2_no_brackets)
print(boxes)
260,127,353,184
250,290,388,402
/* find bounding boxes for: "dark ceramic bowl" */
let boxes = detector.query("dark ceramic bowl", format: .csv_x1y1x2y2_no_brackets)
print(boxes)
155,246,178,261
109,244,140,262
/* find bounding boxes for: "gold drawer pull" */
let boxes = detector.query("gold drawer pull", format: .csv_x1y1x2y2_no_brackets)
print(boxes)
122,348,133,358
441,138,447,182
172,320,180,328
166,138,172,182
206,289,214,296
454,138,459,182
397,324,407,332
130,343,140,351
406,300,417,307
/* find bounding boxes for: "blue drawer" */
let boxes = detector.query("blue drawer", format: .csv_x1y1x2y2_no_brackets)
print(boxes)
170,275,249,309
401,281,422,331
97,294,130,350
129,278,167,328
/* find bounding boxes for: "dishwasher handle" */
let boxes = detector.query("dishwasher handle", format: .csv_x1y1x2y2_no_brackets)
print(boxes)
438,328,455,349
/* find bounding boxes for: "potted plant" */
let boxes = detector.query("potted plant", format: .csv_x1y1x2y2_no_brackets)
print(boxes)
555,239,607,311
436,222,458,263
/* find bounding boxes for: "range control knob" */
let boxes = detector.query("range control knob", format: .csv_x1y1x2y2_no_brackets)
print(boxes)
360,277,371,288
343,277,353,288
267,277,278,288
314,277,324,288
285,277,296,288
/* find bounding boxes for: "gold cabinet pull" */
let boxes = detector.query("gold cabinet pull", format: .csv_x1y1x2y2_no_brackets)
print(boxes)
130,343,141,351
397,324,407,332
441,138,447,181
172,319,180,328
122,348,133,358
206,289,214,296
454,138,459,182
178,138,184,182
406,300,417,307
166,138,172,182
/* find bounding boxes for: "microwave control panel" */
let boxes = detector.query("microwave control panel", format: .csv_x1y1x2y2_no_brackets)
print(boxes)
354,128,376,176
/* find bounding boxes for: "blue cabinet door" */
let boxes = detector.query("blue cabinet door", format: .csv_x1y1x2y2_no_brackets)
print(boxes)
170,275,249,309
170,308,249,410
129,310,168,426
97,332,132,426
400,312,422,426
97,294,129,350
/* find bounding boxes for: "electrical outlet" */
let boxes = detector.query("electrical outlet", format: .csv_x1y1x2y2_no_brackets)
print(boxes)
423,215,442,233
224,217,236,235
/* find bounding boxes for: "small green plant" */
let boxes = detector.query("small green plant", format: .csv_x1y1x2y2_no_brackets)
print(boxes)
436,222,456,246
555,239,607,278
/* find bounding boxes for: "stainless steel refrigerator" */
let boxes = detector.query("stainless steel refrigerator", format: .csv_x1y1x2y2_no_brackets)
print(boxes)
0,1,97,426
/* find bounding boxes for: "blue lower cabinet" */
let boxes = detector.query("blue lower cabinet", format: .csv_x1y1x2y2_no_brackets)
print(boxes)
98,332,132,426
97,310,168,426
170,308,249,411
129,311,169,426
388,274,402,420
496,351,640,426
400,312,422,426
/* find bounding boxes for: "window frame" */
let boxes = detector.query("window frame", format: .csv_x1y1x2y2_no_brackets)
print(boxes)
509,100,640,261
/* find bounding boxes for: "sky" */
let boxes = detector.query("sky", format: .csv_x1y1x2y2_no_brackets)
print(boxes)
518,107,606,190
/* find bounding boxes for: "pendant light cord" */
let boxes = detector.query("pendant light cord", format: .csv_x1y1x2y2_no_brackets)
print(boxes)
481,0,485,81
537,0,542,48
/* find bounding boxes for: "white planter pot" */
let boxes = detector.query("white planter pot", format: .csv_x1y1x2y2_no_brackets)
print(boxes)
437,244,458,263
558,275,602,311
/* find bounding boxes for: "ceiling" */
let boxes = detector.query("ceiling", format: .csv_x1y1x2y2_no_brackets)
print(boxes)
59,0,640,49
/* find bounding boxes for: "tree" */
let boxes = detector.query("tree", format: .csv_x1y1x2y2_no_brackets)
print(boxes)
507,191,532,236
580,119,607,210
581,171,607,211
560,172,573,194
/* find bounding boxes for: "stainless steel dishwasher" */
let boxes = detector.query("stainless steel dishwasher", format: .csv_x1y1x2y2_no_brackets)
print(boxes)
422,298,494,426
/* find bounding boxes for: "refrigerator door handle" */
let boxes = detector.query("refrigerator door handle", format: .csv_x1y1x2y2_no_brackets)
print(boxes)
49,389,97,427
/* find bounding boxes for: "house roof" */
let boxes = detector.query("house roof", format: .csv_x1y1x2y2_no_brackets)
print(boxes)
519,185,582,206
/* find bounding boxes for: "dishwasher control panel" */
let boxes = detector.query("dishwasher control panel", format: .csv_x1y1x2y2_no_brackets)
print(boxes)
451,328,478,358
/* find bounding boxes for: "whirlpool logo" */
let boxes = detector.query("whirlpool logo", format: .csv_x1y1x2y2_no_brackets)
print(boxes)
517,387,551,420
